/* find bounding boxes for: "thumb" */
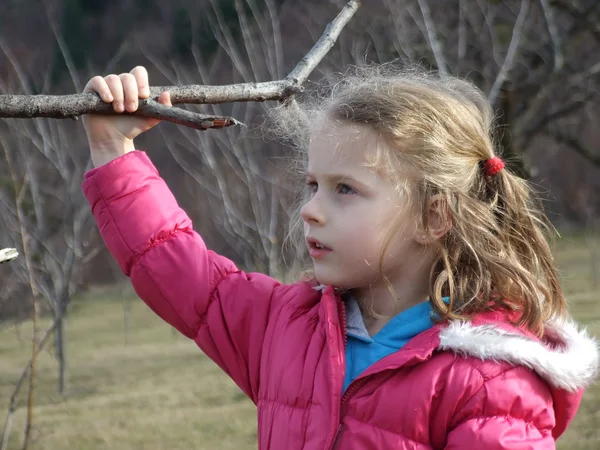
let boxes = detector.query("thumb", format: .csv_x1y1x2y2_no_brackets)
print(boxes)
157,91,172,107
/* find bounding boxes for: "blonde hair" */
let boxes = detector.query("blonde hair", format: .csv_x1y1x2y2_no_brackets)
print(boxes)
269,65,565,337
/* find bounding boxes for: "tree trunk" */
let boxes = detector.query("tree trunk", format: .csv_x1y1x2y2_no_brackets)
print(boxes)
121,293,131,346
55,316,66,395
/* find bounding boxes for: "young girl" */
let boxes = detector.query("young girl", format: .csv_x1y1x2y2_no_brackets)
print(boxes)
81,65,598,449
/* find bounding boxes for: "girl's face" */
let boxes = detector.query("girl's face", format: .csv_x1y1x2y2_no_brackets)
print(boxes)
301,121,424,290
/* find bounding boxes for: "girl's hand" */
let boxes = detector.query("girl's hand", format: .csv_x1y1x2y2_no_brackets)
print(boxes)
82,66,172,167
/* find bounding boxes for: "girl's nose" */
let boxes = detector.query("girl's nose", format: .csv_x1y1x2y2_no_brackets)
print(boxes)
300,196,325,225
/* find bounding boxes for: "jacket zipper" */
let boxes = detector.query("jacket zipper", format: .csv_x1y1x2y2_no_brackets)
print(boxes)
329,298,369,449
329,296,441,448
328,297,347,450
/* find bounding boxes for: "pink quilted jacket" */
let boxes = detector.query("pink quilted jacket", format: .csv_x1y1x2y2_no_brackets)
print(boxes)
83,151,598,449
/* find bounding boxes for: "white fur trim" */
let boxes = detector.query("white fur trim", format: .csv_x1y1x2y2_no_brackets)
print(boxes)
439,319,599,392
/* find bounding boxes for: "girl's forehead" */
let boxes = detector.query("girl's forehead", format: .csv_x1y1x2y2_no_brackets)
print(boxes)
306,120,413,186
307,122,378,168
309,120,372,144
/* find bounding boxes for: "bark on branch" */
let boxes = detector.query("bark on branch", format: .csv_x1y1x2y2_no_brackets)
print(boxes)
0,1,361,131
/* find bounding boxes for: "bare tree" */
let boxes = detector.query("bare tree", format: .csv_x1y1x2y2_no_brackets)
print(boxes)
128,0,362,278
153,0,295,278
0,4,360,447
333,0,600,178
0,32,102,449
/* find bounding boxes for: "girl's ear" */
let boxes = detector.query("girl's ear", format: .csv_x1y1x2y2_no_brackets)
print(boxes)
416,194,452,244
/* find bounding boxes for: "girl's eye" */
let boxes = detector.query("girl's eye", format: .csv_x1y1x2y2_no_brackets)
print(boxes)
336,183,356,195
306,181,318,194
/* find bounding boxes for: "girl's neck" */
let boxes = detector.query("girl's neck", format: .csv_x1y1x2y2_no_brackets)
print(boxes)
353,259,433,336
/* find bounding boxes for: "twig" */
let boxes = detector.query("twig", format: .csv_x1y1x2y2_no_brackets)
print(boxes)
416,0,448,75
488,0,531,107
546,130,600,168
540,0,563,71
0,1,361,131
518,92,594,148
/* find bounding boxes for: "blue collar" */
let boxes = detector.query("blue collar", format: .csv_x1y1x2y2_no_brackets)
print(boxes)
344,296,440,345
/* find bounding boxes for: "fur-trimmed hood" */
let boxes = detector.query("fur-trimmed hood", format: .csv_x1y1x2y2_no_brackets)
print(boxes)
330,285,597,440
438,317,599,393
325,282,599,394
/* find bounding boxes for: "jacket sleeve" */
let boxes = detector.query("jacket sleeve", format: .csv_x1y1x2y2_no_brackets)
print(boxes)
445,366,556,449
82,151,282,403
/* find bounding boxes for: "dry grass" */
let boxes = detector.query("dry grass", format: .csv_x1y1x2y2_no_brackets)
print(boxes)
1,232,599,449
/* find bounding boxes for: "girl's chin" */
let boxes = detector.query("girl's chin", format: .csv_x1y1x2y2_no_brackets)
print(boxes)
313,273,355,290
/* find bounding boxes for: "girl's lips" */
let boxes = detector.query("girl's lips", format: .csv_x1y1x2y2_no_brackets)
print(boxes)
309,247,332,258
306,237,332,258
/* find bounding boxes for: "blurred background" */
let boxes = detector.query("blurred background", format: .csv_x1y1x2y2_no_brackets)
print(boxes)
0,0,599,448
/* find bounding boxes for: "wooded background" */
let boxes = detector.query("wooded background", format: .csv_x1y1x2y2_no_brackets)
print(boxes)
0,0,599,435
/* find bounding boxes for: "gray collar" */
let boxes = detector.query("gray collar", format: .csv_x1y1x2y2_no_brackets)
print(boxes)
345,296,373,342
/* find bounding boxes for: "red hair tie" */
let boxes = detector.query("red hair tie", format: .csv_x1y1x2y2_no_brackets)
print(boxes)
484,156,505,177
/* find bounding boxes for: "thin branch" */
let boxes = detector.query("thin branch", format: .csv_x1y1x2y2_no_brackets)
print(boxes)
550,0,600,46
457,0,467,73
21,277,39,450
209,0,253,82
518,93,594,144
44,1,82,93
416,0,448,75
0,1,360,130
547,130,600,168
265,0,285,78
567,60,600,87
517,61,600,138
382,0,416,61
236,0,268,82
540,0,564,71
488,0,531,107
0,40,33,95
287,0,360,84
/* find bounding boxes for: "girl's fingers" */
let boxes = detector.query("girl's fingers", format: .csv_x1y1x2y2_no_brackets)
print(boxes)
105,74,124,113
84,76,113,103
130,66,150,99
119,73,139,112
84,67,158,113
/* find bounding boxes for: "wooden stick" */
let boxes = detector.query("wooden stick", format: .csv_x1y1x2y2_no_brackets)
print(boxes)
0,1,361,131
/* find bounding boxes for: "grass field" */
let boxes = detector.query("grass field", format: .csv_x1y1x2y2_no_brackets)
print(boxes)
1,233,599,449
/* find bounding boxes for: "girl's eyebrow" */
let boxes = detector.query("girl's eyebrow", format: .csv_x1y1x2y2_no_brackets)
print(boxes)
305,172,370,189
305,171,359,183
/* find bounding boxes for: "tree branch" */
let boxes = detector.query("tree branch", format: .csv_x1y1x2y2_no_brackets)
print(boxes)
540,0,564,71
518,92,594,145
488,0,531,107
416,0,448,75
0,0,361,130
550,0,600,46
547,130,600,168
287,0,360,84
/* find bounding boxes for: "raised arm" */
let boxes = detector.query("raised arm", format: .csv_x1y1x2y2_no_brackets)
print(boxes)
83,151,283,402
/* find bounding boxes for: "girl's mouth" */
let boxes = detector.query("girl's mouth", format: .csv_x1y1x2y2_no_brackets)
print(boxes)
306,238,332,258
